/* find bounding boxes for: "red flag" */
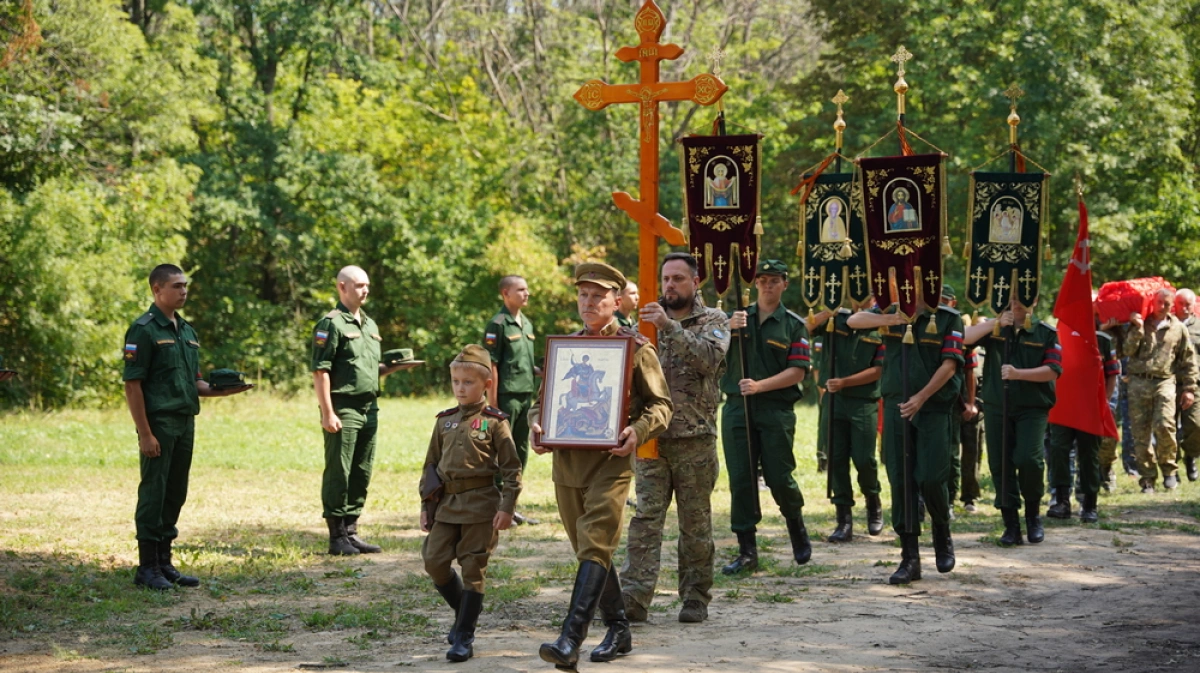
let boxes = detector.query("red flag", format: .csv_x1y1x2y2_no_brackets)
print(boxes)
1048,197,1118,437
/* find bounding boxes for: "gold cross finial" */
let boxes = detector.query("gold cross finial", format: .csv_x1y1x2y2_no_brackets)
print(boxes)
708,46,725,77
891,46,913,115
1004,82,1024,142
832,89,849,148
891,46,913,77
832,89,849,110
1003,82,1025,109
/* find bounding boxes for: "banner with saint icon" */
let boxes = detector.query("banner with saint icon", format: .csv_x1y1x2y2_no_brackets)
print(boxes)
679,133,762,297
798,172,872,311
964,171,1049,313
859,153,948,319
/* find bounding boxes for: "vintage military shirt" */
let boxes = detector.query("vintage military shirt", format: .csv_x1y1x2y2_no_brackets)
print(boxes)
720,302,811,406
1123,314,1198,391
311,302,382,398
817,309,885,402
483,306,537,394
657,294,729,438
420,401,522,524
122,304,202,416
979,320,1063,410
877,305,965,411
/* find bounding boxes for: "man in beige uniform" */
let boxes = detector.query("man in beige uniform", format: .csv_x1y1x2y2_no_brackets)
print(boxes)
530,262,673,670
1172,289,1200,481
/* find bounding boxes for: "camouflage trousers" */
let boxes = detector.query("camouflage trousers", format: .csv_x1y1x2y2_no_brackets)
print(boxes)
1179,399,1200,461
1128,376,1179,484
621,434,718,610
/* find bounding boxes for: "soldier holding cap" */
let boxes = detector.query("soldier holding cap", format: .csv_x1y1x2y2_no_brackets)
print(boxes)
530,262,672,669
123,264,251,591
720,259,815,575
312,265,411,556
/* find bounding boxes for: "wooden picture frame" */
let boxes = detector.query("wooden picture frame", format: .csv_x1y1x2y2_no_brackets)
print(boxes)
536,335,635,450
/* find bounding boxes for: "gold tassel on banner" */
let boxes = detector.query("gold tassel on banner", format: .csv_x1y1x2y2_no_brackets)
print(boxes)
925,312,939,334
839,240,853,259
754,215,764,235
826,316,835,332
962,240,971,259
1024,312,1033,330
1044,241,1052,261
807,307,815,323
941,236,952,257
796,241,804,257
903,324,915,344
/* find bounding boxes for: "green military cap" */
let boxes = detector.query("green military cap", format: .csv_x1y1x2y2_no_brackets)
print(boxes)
758,259,788,277
207,368,247,389
941,284,956,300
453,344,491,369
381,348,415,365
574,262,627,290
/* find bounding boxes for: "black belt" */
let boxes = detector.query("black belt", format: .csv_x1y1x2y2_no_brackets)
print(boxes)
1129,373,1170,380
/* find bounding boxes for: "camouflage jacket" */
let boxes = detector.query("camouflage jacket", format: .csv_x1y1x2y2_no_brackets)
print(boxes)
657,294,730,438
1124,314,1199,390
1184,316,1200,359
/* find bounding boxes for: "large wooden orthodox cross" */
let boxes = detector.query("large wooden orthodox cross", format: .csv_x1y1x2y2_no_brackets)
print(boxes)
574,0,727,342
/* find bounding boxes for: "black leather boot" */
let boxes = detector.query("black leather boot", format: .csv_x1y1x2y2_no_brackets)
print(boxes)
1080,493,1099,524
157,540,199,587
435,573,464,644
828,505,853,543
539,561,607,670
721,530,758,575
888,534,921,585
133,540,172,591
998,508,1023,547
1046,489,1072,519
1025,506,1045,544
343,515,382,553
932,524,955,573
446,590,483,662
1187,456,1198,482
589,565,632,662
785,515,812,565
865,494,884,536
326,516,360,556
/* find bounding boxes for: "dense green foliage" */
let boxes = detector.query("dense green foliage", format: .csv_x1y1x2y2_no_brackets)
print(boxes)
1,0,1197,407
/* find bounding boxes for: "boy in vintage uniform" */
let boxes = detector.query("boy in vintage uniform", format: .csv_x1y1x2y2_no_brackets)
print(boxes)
419,344,522,663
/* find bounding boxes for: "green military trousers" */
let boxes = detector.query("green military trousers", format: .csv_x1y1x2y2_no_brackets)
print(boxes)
985,407,1048,510
321,395,378,518
881,401,952,534
495,392,532,487
721,399,805,533
135,413,195,542
825,396,881,507
1048,423,1102,497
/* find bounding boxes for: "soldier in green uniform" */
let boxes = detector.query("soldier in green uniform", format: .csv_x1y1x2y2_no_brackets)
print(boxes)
720,260,814,575
484,275,540,525
123,264,251,590
848,299,964,584
620,252,729,626
312,265,412,556
810,298,884,542
420,345,522,663
1125,289,1198,492
1172,289,1200,482
616,280,639,328
529,262,672,670
964,300,1062,546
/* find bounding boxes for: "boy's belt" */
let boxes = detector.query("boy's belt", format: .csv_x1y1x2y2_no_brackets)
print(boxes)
443,476,496,495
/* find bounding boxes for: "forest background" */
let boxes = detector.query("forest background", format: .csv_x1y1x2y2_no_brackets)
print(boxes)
1,0,1198,408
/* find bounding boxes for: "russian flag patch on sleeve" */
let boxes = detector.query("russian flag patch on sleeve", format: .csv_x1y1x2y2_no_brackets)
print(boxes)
124,343,138,361
315,330,329,347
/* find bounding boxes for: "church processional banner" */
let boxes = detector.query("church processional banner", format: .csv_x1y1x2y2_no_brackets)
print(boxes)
964,172,1049,313
798,172,871,311
859,153,948,318
679,134,762,297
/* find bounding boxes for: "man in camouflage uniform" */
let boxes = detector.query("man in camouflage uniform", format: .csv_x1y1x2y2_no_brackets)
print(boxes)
1125,288,1199,492
1172,289,1200,482
620,252,729,625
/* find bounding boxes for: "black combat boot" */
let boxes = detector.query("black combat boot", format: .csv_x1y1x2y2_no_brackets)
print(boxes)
446,590,484,662
721,530,758,575
932,524,955,573
1187,456,1198,482
539,561,607,670
157,540,199,587
1025,506,1045,544
1079,493,1099,524
1046,489,1072,520
326,516,360,556
133,540,172,591
998,508,1023,547
435,573,464,644
589,565,632,662
828,505,853,543
785,515,813,565
343,515,382,553
888,534,922,585
865,494,884,536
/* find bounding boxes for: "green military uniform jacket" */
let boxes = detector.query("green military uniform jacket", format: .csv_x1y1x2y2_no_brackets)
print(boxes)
420,401,522,524
979,320,1063,410
1123,314,1199,392
529,320,673,488
877,306,965,411
122,304,202,416
657,295,729,439
720,302,811,407
818,309,885,402
616,311,635,328
484,306,537,394
311,302,383,398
